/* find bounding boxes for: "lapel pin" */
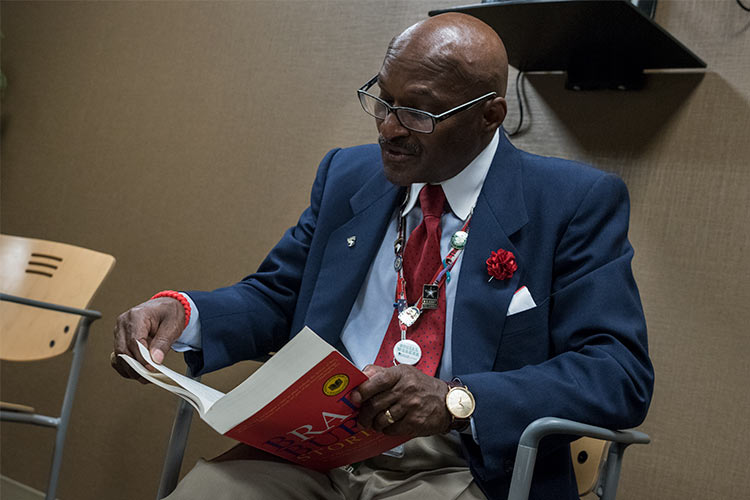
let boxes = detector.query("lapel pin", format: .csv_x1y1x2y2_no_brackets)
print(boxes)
347,236,357,248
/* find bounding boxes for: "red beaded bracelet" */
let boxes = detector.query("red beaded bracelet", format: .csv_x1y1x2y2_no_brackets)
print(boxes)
150,290,191,329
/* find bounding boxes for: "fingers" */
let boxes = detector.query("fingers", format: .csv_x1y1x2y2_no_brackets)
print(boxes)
109,350,149,384
351,365,398,406
114,303,152,366
357,388,400,430
355,365,452,437
112,297,185,381
351,365,400,428
112,312,152,382
369,404,407,434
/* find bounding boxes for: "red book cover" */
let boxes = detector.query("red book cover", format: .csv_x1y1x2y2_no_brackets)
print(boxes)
224,351,407,470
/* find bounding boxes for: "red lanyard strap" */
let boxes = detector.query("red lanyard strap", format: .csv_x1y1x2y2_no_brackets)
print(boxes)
393,207,472,330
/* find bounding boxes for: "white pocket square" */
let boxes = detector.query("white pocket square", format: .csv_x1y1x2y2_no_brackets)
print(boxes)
507,286,536,316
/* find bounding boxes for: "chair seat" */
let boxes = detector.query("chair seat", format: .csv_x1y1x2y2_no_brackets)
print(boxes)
0,401,36,413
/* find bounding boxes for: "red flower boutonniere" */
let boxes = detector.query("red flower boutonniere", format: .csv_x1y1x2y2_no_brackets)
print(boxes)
486,249,517,282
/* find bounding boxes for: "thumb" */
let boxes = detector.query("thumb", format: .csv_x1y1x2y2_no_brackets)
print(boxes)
147,298,186,365
150,346,166,364
149,324,181,365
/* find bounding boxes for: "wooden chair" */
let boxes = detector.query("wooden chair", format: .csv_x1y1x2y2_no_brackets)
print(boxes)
0,234,115,500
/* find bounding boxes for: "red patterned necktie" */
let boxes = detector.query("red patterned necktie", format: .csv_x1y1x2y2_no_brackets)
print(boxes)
375,184,447,376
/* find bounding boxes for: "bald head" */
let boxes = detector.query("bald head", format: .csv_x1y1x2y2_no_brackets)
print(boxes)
371,13,509,186
384,13,509,98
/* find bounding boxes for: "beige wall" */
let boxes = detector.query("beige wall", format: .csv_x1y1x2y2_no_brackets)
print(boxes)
1,1,748,499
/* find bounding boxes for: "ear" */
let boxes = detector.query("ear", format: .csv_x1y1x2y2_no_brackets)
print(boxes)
482,96,507,132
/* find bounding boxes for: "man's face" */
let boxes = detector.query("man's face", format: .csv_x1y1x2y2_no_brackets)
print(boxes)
375,57,487,186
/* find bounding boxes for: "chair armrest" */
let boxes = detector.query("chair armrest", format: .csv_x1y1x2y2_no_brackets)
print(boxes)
518,417,650,448
0,292,102,320
508,417,650,500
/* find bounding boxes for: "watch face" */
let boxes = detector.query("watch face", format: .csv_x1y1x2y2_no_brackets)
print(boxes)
446,387,475,419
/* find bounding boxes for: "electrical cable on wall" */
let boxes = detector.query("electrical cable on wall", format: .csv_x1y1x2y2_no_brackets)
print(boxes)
738,0,750,13
505,70,527,137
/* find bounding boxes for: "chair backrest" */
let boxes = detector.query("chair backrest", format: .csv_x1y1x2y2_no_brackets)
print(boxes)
0,234,115,361
571,437,609,496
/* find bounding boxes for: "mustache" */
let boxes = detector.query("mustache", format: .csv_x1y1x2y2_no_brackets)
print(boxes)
378,136,420,155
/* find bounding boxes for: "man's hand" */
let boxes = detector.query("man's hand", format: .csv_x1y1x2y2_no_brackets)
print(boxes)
111,297,186,383
350,364,452,437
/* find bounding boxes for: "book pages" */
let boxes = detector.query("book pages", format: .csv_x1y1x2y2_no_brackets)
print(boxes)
119,343,225,416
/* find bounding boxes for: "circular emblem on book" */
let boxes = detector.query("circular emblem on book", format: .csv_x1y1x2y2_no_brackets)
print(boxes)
323,374,349,396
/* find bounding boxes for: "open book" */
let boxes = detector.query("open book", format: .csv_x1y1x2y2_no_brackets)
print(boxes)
119,327,407,471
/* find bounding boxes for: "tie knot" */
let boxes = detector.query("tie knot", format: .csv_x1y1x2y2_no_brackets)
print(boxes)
419,184,446,219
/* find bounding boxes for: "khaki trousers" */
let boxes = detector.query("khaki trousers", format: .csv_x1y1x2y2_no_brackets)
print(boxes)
166,433,486,500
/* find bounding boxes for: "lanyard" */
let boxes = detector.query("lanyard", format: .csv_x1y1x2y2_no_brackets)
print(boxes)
392,202,472,343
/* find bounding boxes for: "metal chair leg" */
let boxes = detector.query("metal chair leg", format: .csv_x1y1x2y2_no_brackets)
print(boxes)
599,441,629,500
508,444,538,500
156,370,198,500
45,318,92,500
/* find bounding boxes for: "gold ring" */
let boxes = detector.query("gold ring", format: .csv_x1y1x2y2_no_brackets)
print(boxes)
384,409,395,425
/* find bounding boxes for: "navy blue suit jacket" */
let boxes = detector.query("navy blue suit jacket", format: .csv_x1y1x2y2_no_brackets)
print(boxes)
186,132,654,500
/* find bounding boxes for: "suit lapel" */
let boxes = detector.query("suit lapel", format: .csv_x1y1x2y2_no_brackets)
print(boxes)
452,134,529,376
304,172,402,347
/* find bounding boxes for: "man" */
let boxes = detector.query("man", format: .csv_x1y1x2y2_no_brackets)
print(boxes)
113,13,653,500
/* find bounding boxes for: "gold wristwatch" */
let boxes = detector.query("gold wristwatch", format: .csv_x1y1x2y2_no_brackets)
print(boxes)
445,381,475,431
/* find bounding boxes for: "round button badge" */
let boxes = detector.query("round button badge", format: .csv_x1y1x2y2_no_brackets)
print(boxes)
394,339,422,365
450,230,468,250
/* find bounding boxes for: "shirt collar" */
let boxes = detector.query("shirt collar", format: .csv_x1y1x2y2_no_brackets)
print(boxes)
402,128,499,221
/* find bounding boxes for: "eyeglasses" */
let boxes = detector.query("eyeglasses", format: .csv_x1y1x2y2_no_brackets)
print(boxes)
357,75,497,134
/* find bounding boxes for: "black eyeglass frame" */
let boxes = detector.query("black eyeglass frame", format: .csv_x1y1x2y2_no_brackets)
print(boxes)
357,75,497,134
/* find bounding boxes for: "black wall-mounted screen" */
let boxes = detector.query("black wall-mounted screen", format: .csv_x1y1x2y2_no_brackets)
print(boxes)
429,0,706,89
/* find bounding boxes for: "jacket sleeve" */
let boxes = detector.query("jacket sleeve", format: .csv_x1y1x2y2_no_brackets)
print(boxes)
460,174,654,482
184,149,340,375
